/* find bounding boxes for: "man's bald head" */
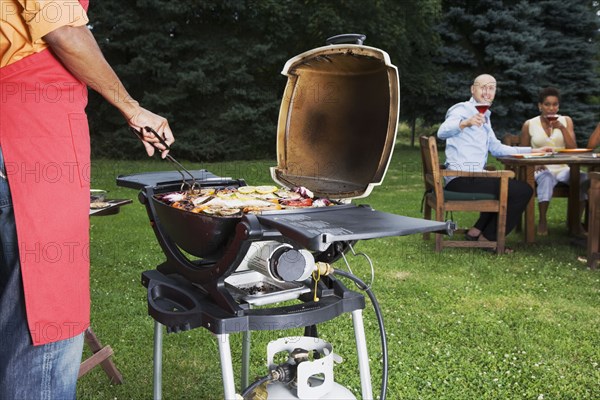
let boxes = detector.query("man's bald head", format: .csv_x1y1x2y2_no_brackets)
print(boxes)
471,74,497,104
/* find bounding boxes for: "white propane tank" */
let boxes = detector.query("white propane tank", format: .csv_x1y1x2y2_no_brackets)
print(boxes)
261,336,356,400
265,378,356,399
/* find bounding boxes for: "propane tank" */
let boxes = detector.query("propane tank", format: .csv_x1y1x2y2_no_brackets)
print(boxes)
245,336,356,400
264,377,355,400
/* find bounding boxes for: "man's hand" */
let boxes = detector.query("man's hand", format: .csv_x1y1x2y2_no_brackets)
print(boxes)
459,113,486,129
128,108,174,158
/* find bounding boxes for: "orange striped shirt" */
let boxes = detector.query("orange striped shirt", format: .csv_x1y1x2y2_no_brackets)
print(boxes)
0,0,88,67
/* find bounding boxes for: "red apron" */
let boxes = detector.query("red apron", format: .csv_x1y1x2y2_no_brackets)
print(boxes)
0,0,91,345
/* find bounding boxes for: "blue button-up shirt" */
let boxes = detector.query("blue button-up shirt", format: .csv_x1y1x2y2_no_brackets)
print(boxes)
437,98,531,181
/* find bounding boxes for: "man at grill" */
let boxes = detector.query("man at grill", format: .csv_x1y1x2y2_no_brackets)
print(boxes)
0,1,174,399
437,74,550,253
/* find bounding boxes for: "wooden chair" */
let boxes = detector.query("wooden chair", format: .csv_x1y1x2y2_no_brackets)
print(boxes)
420,136,515,254
501,133,521,147
78,327,124,383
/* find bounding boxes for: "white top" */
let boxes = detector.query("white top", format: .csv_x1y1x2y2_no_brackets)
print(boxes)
526,116,568,175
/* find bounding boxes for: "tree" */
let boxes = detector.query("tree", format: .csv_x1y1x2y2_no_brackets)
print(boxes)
433,0,599,142
88,0,293,160
86,0,442,160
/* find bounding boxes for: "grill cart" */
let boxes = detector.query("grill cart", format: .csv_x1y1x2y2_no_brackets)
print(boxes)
118,34,452,399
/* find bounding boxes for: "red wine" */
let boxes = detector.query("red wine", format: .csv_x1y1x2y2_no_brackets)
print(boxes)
546,114,559,122
475,104,490,114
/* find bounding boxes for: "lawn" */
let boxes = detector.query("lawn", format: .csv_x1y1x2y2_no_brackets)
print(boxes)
77,144,599,399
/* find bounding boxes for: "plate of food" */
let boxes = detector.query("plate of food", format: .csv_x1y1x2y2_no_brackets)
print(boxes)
557,148,593,153
89,199,132,216
511,152,553,159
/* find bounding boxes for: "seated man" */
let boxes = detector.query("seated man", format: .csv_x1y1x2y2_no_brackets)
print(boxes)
437,74,551,252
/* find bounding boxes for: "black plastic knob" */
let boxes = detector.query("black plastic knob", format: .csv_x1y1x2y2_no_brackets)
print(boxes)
270,248,307,282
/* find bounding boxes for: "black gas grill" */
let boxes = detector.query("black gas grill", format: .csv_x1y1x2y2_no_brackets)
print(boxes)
117,34,453,400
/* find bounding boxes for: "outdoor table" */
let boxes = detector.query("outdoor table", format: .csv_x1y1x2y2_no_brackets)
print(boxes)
78,198,132,384
497,152,600,243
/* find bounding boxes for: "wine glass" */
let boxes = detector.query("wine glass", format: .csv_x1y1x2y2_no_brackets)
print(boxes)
474,102,491,114
546,114,559,122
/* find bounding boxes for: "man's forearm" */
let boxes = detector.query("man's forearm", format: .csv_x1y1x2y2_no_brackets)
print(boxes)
437,116,462,139
43,25,141,119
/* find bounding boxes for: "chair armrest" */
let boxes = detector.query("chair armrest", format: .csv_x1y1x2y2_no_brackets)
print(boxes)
441,170,515,179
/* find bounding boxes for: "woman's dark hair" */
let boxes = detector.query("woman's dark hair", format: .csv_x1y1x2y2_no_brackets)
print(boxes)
538,87,561,103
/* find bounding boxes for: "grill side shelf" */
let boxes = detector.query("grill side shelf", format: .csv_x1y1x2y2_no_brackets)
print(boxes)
116,169,229,190
256,205,451,251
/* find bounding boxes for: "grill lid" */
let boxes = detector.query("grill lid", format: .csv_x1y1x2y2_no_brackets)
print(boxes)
271,35,400,200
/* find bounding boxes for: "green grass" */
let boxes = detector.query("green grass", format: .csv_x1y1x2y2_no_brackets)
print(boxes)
77,146,600,399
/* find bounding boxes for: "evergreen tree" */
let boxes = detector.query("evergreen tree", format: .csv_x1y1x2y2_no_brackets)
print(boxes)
433,0,599,142
88,0,293,160
86,0,441,160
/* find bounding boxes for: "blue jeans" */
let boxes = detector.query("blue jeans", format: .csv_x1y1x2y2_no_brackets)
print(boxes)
0,147,84,400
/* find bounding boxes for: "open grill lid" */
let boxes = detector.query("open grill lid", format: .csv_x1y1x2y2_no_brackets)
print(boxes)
271,34,400,200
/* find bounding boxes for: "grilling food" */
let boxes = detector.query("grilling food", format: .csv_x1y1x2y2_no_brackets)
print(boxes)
90,201,110,209
156,186,333,217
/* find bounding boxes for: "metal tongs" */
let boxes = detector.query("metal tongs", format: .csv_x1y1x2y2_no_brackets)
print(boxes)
129,126,199,192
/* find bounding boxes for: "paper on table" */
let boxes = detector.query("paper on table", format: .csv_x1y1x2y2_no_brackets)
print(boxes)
511,152,553,159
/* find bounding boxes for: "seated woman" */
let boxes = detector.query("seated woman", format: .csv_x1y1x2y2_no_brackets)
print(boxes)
520,87,587,235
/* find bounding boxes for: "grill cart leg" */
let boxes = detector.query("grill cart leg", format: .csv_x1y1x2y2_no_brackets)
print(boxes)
241,330,251,389
352,309,373,399
153,321,163,400
217,333,237,399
